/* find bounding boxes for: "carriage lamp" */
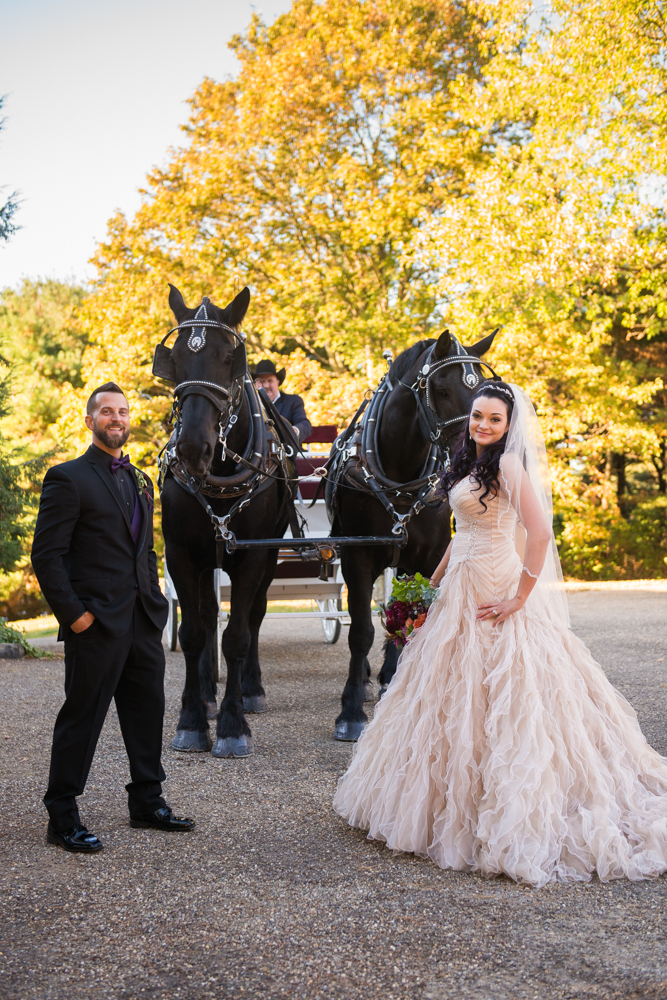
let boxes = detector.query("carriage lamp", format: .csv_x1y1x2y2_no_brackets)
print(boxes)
317,543,336,563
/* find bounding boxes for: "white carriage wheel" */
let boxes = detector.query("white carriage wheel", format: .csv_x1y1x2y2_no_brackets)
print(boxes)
319,598,342,644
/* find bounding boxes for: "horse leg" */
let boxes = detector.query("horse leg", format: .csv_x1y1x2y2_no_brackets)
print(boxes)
363,645,374,701
241,550,277,714
378,638,400,698
212,557,263,759
170,556,211,753
335,552,376,742
199,568,219,720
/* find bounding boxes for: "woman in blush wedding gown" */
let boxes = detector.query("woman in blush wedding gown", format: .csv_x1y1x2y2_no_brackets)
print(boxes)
333,381,667,887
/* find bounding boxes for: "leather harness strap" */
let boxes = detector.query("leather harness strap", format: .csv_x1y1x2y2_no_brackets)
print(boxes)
327,336,500,541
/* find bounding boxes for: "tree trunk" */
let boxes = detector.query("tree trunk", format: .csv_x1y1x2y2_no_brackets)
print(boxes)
651,440,667,494
613,452,628,517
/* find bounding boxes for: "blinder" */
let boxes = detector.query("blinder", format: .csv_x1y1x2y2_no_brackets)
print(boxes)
231,341,247,383
153,334,177,382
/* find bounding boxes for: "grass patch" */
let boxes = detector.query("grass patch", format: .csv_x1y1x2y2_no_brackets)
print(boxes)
0,620,53,658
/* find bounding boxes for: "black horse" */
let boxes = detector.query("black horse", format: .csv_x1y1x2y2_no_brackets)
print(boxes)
159,285,292,757
327,328,498,740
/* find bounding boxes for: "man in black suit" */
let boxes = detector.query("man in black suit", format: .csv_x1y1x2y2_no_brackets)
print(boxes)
252,360,312,442
32,382,194,853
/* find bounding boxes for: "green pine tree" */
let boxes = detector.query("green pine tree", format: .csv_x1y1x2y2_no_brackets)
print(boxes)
0,97,19,244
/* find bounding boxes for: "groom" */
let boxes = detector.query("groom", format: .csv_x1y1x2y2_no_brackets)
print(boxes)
31,382,194,853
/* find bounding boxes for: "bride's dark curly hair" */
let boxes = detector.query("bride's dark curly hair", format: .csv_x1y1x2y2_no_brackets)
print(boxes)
440,381,515,509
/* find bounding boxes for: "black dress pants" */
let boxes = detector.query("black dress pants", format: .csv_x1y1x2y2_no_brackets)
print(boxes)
44,599,167,831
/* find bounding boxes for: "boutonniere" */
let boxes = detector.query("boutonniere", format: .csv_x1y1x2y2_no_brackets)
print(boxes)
134,469,154,513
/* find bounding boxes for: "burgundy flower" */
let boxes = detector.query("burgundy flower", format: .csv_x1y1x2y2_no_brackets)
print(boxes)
383,578,436,649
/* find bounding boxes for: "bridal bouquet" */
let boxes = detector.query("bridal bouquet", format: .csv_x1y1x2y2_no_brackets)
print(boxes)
382,573,438,648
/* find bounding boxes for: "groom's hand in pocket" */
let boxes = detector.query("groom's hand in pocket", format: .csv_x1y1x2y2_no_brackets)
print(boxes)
70,611,96,633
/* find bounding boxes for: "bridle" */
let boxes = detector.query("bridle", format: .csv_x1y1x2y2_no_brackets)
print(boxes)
153,299,298,557
329,332,501,546
399,333,500,446
152,298,249,445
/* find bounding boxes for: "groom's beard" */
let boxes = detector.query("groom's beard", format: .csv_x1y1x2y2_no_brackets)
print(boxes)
93,419,130,451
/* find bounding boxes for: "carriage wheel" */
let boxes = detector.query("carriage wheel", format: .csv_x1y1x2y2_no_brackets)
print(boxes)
319,599,342,644
167,598,179,651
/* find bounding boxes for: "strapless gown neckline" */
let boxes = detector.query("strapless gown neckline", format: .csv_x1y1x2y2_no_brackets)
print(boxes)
333,478,667,886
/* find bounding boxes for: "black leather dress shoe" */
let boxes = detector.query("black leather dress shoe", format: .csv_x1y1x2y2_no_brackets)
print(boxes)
129,807,195,832
47,823,103,853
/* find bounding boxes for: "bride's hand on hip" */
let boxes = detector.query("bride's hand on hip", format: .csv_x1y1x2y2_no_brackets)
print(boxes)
477,597,524,626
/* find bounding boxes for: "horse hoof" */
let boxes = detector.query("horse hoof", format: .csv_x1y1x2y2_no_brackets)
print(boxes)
334,721,366,742
211,735,255,758
378,684,389,700
206,701,218,720
242,695,267,714
171,729,211,753
363,682,374,702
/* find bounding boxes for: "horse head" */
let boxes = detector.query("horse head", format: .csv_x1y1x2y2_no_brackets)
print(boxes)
166,284,250,478
419,327,499,443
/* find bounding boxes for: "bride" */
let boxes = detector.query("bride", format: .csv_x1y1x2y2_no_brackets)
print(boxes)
333,381,667,887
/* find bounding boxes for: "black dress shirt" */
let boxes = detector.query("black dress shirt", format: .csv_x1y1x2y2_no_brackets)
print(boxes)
90,445,136,518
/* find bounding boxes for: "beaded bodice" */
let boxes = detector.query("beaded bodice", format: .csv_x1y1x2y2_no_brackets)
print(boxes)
447,476,521,600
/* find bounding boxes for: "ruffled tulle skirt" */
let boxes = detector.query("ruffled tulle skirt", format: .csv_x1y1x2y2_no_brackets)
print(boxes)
333,560,667,887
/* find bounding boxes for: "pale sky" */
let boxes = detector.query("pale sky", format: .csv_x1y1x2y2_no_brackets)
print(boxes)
0,0,291,290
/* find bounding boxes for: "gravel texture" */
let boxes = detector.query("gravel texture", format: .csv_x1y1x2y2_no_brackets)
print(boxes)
1,589,666,1000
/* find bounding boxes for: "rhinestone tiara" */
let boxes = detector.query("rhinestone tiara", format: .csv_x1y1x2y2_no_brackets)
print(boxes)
476,383,514,400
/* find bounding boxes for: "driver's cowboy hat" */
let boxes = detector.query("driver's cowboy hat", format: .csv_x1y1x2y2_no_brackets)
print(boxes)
251,359,286,385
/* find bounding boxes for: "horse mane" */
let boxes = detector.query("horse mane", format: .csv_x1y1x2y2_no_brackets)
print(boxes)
388,339,434,382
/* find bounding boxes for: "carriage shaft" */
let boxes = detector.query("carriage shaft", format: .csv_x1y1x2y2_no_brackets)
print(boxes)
228,536,404,549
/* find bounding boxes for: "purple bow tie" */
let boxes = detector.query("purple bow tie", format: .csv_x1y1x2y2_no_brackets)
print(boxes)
111,454,131,474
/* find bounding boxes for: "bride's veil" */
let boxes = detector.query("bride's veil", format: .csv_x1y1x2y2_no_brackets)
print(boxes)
498,384,570,626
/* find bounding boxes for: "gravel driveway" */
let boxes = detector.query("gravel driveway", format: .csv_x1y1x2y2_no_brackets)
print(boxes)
1,588,666,1000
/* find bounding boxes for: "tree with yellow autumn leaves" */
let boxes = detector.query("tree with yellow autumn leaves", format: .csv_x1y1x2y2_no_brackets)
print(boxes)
417,0,667,575
2,0,667,592
68,0,500,445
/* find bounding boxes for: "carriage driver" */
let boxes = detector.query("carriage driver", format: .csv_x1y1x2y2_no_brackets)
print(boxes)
252,359,312,443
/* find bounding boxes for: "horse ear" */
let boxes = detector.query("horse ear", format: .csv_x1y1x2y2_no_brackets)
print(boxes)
467,327,499,358
168,284,189,321
433,329,452,359
228,287,251,328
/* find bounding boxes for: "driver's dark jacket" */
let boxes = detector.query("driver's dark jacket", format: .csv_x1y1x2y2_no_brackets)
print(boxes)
273,392,312,442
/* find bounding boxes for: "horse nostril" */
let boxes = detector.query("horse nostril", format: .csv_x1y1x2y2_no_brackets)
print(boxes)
176,437,213,477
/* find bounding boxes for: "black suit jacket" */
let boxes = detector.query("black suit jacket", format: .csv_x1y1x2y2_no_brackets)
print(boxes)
31,445,169,639
273,392,312,442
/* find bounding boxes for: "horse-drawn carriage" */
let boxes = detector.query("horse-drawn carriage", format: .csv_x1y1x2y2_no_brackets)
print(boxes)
155,284,498,755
